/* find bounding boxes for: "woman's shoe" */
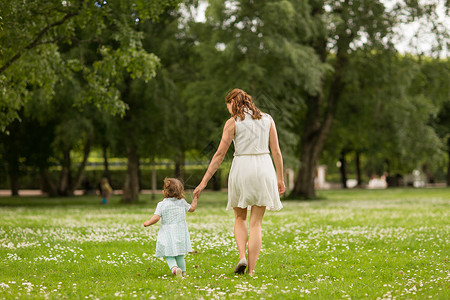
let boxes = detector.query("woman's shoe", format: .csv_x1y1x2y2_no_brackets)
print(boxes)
234,258,247,274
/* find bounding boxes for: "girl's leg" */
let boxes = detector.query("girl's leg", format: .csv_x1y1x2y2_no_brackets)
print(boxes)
174,255,186,272
165,256,177,271
233,207,248,260
247,206,266,275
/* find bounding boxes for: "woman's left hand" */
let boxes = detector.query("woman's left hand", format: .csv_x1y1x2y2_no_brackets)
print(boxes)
193,182,207,200
278,179,286,196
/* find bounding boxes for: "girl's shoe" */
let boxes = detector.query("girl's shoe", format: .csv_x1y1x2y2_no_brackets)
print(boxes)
182,271,186,277
172,267,182,277
234,258,247,274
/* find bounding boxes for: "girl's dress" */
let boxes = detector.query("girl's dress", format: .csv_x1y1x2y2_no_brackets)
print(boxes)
101,182,112,197
154,198,193,257
227,112,283,211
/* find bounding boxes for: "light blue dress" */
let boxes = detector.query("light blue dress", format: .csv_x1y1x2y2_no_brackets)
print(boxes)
154,198,193,257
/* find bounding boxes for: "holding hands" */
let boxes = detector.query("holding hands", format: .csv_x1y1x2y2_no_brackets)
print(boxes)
192,182,207,200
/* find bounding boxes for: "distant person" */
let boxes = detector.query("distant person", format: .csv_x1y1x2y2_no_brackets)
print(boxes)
193,88,285,276
143,178,197,277
99,177,113,204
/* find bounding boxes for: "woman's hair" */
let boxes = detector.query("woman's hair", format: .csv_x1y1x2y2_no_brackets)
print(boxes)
163,177,185,199
225,88,262,120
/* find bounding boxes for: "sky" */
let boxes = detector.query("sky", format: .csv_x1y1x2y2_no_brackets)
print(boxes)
384,0,449,58
190,0,449,58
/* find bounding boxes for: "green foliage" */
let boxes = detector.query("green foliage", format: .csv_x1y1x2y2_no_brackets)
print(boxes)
325,53,446,176
184,0,330,166
0,0,448,195
0,0,180,131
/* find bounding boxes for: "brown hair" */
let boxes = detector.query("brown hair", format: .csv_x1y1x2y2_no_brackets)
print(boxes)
225,88,262,120
163,178,185,199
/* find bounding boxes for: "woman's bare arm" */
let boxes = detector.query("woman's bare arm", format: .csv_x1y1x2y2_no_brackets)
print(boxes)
269,119,286,195
193,118,235,199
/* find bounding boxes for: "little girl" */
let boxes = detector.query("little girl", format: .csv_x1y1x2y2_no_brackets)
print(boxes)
99,177,112,204
143,178,197,277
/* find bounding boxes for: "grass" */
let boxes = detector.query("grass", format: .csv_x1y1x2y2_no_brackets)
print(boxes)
0,188,449,299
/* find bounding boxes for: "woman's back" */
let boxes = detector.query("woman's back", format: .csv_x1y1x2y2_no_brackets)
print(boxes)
233,113,272,156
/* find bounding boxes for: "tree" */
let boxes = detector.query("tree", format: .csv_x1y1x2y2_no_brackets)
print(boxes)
0,0,178,131
323,52,445,188
291,0,448,198
415,58,450,185
0,0,180,196
110,5,197,202
185,0,327,177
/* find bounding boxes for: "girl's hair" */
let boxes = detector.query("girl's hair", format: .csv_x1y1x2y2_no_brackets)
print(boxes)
163,178,185,199
225,88,262,121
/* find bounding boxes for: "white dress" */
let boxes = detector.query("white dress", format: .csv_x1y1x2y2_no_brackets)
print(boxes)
227,112,283,211
154,198,193,257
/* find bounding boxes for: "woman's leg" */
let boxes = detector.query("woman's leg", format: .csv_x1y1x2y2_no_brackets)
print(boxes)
175,255,186,272
248,206,266,275
233,207,248,260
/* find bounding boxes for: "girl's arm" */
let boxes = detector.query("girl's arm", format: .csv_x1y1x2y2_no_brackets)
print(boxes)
193,118,235,199
188,197,197,212
143,215,161,227
269,119,286,195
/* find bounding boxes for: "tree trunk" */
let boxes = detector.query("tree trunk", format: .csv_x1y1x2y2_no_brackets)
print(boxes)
71,137,92,194
152,159,157,200
355,151,362,187
40,167,58,197
175,151,185,182
447,140,450,186
339,150,348,189
7,154,19,196
58,147,73,196
122,143,140,203
5,124,20,196
422,163,435,184
291,15,348,199
291,93,336,199
102,143,111,183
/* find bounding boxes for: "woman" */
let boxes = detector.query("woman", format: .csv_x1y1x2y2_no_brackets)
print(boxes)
193,88,285,276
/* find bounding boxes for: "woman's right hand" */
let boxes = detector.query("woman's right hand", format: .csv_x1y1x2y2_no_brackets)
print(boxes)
278,179,286,196
193,182,207,200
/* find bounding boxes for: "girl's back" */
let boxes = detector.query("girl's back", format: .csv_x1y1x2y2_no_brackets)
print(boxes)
157,198,190,225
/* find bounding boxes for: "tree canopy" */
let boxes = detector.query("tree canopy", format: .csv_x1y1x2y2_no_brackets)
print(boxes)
0,0,449,199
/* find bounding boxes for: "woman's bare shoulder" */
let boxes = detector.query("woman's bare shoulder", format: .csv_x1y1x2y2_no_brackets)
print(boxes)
225,117,236,126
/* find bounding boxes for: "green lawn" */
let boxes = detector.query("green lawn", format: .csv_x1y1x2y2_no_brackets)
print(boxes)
1,188,449,299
